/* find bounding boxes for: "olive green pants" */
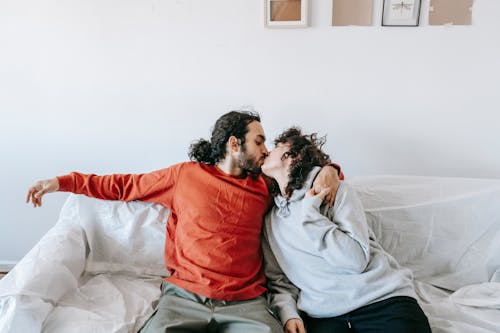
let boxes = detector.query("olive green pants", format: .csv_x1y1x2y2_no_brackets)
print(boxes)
139,282,284,333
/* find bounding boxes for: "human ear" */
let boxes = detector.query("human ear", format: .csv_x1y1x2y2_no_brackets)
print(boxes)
228,136,240,152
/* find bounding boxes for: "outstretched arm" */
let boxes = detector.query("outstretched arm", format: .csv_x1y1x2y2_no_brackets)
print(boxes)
26,164,181,208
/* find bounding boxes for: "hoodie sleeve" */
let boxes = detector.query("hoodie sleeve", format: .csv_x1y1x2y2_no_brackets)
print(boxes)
300,182,371,273
262,230,302,326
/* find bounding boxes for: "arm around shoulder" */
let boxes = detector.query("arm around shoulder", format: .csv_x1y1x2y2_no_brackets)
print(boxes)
312,164,342,207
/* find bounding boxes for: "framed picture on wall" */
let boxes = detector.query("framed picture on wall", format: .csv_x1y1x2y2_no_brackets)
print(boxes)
264,0,309,28
382,0,422,26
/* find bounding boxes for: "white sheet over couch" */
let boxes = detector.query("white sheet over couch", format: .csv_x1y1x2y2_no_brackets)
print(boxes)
1,175,499,333
350,176,500,333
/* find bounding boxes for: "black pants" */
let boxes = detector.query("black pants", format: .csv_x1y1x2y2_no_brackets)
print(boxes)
304,296,432,333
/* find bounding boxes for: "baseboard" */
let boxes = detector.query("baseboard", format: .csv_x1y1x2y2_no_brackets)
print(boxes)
0,261,17,273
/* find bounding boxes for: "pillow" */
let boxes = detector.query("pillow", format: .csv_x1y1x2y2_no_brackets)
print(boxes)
66,194,170,277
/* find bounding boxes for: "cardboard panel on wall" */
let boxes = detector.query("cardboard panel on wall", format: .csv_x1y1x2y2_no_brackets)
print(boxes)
429,0,473,25
332,0,373,26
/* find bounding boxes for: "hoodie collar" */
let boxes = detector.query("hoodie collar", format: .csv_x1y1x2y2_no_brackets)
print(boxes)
274,166,322,217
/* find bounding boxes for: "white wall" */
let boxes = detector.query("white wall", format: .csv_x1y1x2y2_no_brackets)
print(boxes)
1,0,499,262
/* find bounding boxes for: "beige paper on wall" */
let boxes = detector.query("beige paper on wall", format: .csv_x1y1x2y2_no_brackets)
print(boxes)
332,0,373,26
429,0,473,25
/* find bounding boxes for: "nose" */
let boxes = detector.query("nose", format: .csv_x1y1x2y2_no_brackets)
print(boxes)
262,145,269,155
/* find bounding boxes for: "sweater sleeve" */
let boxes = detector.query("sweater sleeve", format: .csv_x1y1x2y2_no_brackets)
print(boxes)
262,230,302,326
56,163,183,208
300,182,371,273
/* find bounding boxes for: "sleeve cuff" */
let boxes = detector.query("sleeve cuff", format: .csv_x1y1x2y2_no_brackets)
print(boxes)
328,162,344,180
279,305,302,326
56,174,75,192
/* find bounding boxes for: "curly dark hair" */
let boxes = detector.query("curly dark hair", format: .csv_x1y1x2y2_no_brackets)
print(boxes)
189,111,261,164
272,127,331,198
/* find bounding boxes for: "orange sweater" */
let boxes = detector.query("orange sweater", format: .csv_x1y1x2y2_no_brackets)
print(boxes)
57,162,271,300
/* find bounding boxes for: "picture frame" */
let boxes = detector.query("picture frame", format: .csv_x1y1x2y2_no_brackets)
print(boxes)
382,0,422,26
264,0,309,28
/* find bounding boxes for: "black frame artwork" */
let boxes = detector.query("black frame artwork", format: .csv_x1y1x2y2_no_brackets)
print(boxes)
382,0,422,26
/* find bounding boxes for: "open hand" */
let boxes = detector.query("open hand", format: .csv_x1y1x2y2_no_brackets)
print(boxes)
26,178,59,207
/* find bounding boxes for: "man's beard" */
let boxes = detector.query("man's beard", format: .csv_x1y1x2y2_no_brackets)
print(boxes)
238,148,263,178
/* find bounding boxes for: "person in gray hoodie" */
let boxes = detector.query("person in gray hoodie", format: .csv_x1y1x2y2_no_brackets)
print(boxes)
261,127,431,333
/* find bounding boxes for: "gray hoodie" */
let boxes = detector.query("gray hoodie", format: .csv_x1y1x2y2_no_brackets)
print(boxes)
262,167,416,324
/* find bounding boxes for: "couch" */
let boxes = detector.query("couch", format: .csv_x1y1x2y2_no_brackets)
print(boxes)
1,175,499,332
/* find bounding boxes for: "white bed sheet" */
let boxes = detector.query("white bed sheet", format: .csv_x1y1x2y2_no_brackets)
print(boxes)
349,175,500,333
0,196,168,333
415,281,500,333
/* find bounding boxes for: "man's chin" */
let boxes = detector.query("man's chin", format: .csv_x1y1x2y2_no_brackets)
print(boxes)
249,167,262,175
243,164,262,176
238,158,264,176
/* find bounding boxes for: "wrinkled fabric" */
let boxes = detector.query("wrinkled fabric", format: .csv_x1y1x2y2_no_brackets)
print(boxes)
350,175,500,289
77,196,169,277
349,175,500,333
414,281,500,333
1,175,500,332
41,274,162,333
0,195,168,333
0,296,52,333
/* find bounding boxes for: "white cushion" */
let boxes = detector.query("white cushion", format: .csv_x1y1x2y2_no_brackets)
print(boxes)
69,195,170,277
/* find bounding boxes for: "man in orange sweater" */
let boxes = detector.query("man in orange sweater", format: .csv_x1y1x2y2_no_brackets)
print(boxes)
26,111,342,333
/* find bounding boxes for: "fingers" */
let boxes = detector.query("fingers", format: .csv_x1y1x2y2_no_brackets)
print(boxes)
285,318,306,333
314,184,339,207
26,182,45,208
318,188,330,198
34,190,44,207
305,187,330,200
26,186,38,207
305,188,316,198
327,183,340,207
31,189,42,207
34,187,46,199
298,321,306,333
26,188,33,203
285,319,306,333
326,192,335,207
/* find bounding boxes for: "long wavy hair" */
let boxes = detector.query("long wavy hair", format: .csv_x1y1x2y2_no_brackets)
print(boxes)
272,127,331,198
188,111,261,165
